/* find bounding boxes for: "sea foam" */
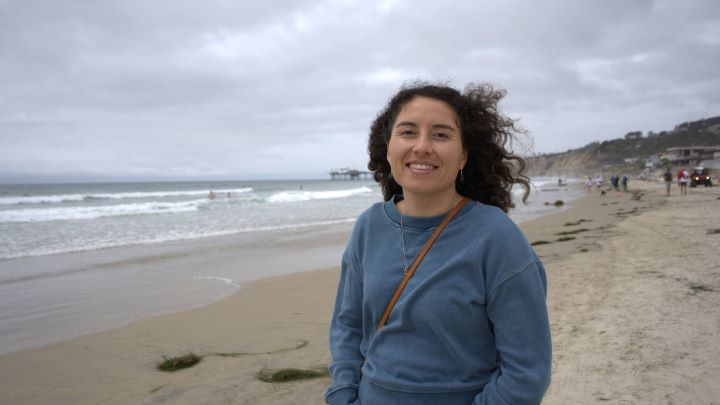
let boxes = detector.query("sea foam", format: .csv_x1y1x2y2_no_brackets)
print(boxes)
0,188,252,205
0,199,209,223
268,186,372,203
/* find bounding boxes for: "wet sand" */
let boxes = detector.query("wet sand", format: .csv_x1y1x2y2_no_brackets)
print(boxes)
0,181,718,404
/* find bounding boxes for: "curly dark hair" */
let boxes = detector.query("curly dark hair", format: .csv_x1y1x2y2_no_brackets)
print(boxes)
367,81,531,212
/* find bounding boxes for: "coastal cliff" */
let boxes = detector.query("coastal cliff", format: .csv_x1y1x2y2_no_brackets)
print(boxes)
525,116,720,177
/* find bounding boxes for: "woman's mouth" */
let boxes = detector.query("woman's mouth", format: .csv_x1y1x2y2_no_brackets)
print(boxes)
406,163,438,171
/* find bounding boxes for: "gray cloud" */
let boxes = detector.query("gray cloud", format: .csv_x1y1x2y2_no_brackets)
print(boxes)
1,0,719,181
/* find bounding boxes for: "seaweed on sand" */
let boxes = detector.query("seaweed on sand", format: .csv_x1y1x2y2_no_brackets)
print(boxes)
555,228,590,236
257,367,329,383
157,353,202,372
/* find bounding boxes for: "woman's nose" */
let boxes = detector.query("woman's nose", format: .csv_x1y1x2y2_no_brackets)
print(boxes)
412,133,432,154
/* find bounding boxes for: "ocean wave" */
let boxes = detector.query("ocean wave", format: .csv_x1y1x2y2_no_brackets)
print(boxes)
0,217,357,262
530,177,560,189
0,194,85,205
0,188,253,205
268,186,373,203
531,177,582,189
0,199,209,223
192,276,240,287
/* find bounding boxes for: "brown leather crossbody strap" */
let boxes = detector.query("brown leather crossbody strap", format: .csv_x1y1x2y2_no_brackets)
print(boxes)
375,197,470,331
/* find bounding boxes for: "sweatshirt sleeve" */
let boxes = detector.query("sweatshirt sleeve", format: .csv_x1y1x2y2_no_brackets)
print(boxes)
324,246,364,404
473,259,552,405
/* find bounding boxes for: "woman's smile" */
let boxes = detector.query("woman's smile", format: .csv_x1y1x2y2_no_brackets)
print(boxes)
406,161,438,172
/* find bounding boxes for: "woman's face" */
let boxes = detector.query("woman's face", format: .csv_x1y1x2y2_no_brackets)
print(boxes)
387,96,466,201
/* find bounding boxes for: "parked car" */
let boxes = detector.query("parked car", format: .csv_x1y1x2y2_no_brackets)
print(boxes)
690,167,712,187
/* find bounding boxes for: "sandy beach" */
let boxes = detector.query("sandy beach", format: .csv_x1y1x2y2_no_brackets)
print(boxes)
1,180,719,404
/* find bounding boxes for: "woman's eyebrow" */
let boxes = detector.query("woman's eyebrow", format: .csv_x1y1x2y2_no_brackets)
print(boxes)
432,123,457,132
394,121,417,128
394,121,457,132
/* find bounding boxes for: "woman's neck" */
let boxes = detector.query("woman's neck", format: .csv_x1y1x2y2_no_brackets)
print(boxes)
397,190,462,217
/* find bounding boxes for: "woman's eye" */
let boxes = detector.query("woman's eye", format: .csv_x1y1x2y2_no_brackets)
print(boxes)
434,133,449,139
399,130,414,136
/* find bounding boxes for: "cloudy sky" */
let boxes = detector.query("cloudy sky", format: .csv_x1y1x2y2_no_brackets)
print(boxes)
1,0,719,182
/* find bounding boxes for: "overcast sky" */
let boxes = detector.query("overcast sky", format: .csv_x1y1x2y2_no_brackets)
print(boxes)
1,0,719,182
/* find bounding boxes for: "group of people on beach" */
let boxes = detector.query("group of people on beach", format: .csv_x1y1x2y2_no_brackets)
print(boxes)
611,175,628,192
325,82,550,404
663,167,690,196
586,174,629,195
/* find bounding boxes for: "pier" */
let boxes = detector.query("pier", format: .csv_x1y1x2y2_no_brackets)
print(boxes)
330,168,372,180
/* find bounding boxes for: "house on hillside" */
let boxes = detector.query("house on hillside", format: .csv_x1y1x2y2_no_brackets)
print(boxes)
661,146,720,166
645,155,660,169
700,149,720,170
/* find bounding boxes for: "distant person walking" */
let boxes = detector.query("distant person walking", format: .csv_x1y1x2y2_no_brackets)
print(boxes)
586,176,593,193
663,169,673,196
677,168,689,195
621,175,628,192
610,175,620,192
595,175,603,192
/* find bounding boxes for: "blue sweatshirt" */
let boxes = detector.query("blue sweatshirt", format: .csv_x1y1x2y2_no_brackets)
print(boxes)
325,198,551,404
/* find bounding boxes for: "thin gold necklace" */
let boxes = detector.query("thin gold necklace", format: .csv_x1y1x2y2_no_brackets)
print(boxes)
400,213,410,274
398,195,459,274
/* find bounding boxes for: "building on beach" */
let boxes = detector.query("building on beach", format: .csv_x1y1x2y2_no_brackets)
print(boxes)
659,145,720,167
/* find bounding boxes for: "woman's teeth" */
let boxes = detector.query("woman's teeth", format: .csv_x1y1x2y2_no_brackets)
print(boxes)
408,163,435,170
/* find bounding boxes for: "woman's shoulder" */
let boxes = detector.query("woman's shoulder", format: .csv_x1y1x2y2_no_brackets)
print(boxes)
356,200,388,223
464,200,518,230
349,200,392,235
464,201,542,286
464,200,533,249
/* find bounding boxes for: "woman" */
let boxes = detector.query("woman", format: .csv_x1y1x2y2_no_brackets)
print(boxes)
324,82,551,404
677,168,688,195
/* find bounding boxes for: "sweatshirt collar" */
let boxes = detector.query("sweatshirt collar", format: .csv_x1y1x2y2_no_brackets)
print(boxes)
383,194,474,230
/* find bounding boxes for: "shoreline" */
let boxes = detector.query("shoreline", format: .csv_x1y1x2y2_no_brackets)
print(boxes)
3,180,717,403
0,222,355,355
0,181,583,355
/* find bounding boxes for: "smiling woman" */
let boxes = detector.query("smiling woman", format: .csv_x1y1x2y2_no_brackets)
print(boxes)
369,82,532,212
385,97,466,216
324,82,551,405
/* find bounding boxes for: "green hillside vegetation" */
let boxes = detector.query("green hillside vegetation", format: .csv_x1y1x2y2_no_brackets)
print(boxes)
526,116,720,176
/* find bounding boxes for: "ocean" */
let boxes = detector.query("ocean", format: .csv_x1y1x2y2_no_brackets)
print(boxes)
0,178,578,261
0,180,378,261
0,178,581,354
